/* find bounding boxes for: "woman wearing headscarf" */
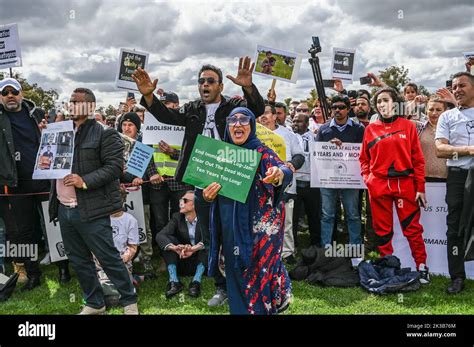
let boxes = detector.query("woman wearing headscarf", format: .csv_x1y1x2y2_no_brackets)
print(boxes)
203,107,293,315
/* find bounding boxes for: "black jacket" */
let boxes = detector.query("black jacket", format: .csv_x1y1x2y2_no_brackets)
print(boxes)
0,99,40,188
156,212,203,250
49,119,124,222
141,85,265,182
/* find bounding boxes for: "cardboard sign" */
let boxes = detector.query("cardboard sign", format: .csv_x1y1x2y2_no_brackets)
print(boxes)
115,48,149,91
42,202,68,263
331,47,356,81
183,135,262,203
0,23,22,69
253,44,302,83
123,187,147,244
256,123,286,161
142,112,185,146
125,141,154,178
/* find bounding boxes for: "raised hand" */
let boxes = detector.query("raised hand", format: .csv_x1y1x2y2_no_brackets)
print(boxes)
226,56,254,89
131,67,158,97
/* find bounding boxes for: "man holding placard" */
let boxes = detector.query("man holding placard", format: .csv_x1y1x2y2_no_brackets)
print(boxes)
133,56,265,306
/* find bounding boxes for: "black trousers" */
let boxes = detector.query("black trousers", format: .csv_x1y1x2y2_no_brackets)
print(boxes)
446,167,468,280
0,180,49,278
292,182,321,247
194,188,226,290
150,187,186,241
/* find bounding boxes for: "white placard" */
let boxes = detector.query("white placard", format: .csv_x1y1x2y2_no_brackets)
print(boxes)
115,48,149,91
33,120,74,180
310,142,366,189
331,47,356,81
253,44,303,83
142,112,185,146
42,202,68,263
392,183,474,279
124,187,147,244
0,23,22,69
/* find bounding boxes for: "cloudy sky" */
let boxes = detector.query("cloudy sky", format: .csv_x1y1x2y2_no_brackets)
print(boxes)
1,0,473,108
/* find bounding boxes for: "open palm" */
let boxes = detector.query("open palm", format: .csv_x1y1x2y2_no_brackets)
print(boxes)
226,56,254,88
132,67,158,96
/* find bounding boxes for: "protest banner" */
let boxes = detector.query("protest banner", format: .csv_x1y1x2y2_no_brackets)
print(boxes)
0,23,22,69
310,142,366,189
142,112,185,146
331,47,356,81
253,44,302,83
392,183,474,279
41,202,68,263
33,120,74,180
182,135,262,203
125,141,154,178
115,48,149,91
123,187,147,244
256,123,286,161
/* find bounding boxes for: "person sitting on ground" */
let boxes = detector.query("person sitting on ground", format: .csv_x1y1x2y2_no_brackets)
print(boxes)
156,190,206,299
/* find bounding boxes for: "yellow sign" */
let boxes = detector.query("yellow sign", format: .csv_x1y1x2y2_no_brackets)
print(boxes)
256,123,286,161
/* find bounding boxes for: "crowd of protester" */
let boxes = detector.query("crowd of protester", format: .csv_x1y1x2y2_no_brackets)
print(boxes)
0,55,473,315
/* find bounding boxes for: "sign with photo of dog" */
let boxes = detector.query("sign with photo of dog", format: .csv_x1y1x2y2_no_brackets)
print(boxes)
115,48,149,91
253,45,302,83
331,47,356,81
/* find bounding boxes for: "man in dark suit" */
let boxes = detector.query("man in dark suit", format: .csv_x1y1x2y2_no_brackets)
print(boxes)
156,190,206,299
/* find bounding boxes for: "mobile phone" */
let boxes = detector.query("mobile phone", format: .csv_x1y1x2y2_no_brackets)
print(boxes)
360,75,371,85
323,79,335,88
127,92,135,100
347,90,358,99
417,197,426,209
446,80,452,88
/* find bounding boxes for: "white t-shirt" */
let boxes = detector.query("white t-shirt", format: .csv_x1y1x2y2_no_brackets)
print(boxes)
295,131,315,182
273,125,304,194
435,107,474,170
202,102,221,140
110,212,140,267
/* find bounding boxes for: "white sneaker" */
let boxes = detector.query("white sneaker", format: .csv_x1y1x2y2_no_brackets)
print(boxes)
78,306,106,315
418,263,430,284
124,303,139,315
40,253,51,265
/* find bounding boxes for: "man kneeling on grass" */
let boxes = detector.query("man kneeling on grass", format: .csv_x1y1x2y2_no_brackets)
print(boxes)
156,191,206,299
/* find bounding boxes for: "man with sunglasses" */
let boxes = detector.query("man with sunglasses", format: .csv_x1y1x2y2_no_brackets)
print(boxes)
133,56,265,306
0,78,49,291
315,95,365,248
156,191,206,299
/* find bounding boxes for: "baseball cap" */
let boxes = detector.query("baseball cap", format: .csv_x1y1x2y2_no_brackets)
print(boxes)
159,92,179,104
0,78,22,92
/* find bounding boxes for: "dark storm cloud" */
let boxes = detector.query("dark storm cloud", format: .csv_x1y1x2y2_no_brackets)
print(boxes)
339,0,474,31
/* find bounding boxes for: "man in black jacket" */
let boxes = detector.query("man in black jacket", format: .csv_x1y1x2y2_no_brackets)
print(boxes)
0,78,49,291
48,88,138,314
132,56,265,306
156,190,206,299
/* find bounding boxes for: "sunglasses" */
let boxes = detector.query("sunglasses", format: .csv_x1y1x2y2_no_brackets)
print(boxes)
227,115,251,126
198,77,219,85
1,89,20,96
179,198,193,204
331,104,347,110
296,108,309,112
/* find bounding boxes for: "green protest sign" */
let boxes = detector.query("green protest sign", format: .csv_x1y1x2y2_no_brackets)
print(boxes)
183,135,262,203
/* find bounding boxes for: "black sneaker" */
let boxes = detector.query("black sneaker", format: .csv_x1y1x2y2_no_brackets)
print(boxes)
447,278,465,295
188,281,201,298
165,281,183,299
418,263,430,284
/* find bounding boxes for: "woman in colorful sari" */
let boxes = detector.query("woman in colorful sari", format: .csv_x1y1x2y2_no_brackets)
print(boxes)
203,107,293,315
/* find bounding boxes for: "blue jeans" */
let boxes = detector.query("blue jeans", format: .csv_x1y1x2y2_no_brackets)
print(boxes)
320,188,362,245
0,217,5,268
58,204,137,308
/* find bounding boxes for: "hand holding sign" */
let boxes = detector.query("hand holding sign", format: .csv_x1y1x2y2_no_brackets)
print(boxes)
226,56,254,89
262,166,283,185
203,182,222,202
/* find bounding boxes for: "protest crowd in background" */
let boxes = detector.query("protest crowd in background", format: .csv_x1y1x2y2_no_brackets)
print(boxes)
0,49,473,315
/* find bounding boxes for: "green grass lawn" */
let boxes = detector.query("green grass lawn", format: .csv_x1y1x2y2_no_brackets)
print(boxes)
1,248,473,315
255,51,294,80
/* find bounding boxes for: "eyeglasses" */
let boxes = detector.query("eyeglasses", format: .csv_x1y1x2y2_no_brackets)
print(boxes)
1,89,20,96
198,77,219,85
179,198,193,204
227,115,250,126
296,108,309,112
331,104,347,110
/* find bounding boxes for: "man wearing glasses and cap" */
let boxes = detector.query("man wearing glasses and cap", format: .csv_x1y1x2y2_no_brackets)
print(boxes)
133,56,265,307
0,78,49,290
